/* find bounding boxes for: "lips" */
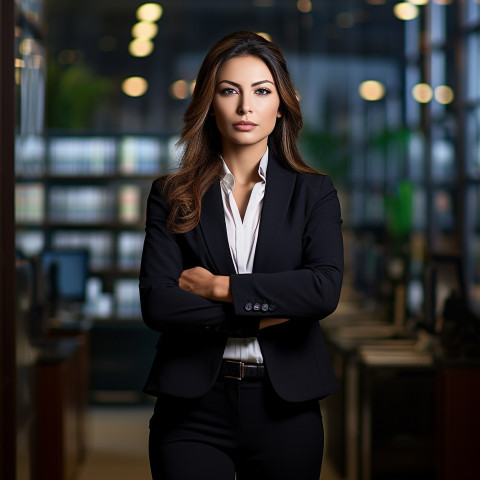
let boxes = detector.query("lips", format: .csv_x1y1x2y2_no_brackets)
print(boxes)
233,121,258,131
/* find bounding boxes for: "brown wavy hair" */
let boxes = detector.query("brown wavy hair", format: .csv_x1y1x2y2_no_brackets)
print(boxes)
163,31,318,234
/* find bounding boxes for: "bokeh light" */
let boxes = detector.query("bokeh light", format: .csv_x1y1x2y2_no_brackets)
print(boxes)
128,38,154,57
170,80,190,100
434,85,454,104
131,21,158,40
297,0,312,13
393,2,419,20
136,3,163,22
122,76,149,97
412,83,433,103
358,80,386,101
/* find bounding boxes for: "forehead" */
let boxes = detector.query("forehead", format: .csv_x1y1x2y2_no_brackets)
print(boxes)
217,55,275,83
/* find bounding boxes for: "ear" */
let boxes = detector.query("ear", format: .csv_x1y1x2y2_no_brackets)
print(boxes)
276,111,282,118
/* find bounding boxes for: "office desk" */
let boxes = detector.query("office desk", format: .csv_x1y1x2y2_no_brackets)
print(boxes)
356,346,436,480
324,321,480,480
323,326,424,480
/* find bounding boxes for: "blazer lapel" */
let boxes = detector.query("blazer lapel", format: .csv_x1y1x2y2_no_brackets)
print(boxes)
253,156,296,272
199,182,237,275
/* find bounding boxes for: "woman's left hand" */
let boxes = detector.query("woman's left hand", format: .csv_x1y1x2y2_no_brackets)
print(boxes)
179,268,289,329
179,267,232,302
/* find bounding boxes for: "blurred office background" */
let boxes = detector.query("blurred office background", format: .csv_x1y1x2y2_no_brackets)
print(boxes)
2,0,480,479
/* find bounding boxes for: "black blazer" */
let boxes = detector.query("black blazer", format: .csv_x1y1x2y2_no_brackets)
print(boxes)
140,152,343,402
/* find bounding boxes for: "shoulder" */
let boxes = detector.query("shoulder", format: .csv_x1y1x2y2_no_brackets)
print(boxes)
151,174,176,199
295,171,332,188
296,175,339,221
268,155,338,199
152,174,169,191
268,155,334,191
290,170,337,202
148,175,171,212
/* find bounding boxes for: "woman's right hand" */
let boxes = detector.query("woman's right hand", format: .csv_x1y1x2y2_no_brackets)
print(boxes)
259,318,289,330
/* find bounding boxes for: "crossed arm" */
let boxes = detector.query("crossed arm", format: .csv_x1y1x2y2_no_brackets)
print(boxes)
179,266,289,330
140,175,343,335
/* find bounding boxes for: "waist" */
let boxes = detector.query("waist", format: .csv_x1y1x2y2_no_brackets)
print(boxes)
218,359,266,382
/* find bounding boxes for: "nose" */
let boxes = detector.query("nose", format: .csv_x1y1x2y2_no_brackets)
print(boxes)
237,95,253,116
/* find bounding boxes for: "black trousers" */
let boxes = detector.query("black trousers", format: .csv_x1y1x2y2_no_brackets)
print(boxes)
148,376,324,480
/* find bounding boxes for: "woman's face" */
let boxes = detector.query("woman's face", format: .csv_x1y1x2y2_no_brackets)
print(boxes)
211,55,281,152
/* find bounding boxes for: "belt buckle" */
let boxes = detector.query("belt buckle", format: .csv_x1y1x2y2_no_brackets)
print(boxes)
224,360,245,381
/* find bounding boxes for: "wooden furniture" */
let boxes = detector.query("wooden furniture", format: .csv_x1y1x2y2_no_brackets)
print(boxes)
435,364,480,480
324,329,436,480
35,327,90,480
356,346,436,480
324,320,480,480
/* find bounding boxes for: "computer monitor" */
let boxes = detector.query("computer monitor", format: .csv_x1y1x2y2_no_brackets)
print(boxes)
41,249,89,304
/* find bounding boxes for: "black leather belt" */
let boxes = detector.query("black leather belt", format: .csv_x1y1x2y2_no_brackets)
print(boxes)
219,360,265,381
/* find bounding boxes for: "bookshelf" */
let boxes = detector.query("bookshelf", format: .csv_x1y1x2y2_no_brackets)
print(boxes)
15,132,180,322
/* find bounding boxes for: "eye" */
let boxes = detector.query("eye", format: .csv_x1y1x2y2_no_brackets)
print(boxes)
219,87,237,96
255,88,272,96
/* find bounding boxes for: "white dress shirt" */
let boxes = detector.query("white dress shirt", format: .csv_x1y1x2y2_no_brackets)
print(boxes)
220,148,269,364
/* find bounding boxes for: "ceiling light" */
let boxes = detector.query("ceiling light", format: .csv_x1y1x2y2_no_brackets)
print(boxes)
393,2,419,20
297,0,312,13
132,21,158,40
358,80,386,101
170,80,189,100
122,77,149,97
128,38,154,57
136,3,163,22
434,85,454,104
412,83,433,103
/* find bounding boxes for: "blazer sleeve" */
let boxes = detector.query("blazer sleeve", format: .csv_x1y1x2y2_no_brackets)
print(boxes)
230,174,343,321
139,179,238,334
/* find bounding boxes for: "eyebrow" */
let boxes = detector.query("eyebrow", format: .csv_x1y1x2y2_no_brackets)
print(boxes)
216,79,275,88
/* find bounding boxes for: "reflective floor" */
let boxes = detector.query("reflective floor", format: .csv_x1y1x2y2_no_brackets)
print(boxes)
77,405,151,480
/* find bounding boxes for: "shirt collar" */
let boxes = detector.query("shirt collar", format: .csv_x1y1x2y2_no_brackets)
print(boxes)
220,147,269,195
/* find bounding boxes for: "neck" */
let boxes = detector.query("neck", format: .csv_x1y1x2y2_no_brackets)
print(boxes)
221,141,267,184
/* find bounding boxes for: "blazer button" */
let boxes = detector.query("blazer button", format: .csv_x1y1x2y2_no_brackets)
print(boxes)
268,304,277,312
244,302,253,312
253,303,261,311
261,303,269,312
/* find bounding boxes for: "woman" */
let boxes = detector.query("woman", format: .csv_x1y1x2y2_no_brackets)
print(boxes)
140,31,343,480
